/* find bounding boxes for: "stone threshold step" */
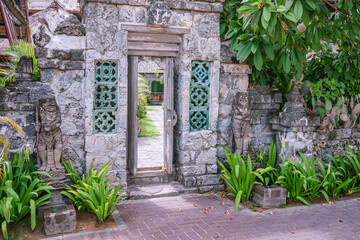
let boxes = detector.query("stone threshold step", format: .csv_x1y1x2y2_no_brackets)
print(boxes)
127,182,198,200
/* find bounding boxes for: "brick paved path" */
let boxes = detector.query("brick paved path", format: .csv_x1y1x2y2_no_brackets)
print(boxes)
60,194,360,240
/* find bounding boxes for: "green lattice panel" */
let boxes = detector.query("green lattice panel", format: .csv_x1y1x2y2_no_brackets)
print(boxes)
190,110,209,132
191,61,210,86
94,85,117,109
95,61,118,83
93,110,117,134
190,86,209,109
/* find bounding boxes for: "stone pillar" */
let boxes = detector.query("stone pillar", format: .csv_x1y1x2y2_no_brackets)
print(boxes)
271,85,320,162
249,86,282,153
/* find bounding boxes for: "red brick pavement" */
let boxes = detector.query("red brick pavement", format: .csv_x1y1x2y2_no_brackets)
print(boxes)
61,194,360,240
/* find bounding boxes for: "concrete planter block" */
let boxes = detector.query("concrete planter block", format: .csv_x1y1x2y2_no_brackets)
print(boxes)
252,184,287,208
44,204,76,236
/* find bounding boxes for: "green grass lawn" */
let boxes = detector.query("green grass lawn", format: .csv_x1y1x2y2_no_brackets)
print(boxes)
138,106,160,138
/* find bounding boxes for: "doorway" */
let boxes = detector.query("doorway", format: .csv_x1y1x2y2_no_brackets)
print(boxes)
127,57,176,177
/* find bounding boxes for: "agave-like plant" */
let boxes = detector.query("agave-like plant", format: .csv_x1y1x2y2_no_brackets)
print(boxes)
61,160,125,222
0,40,40,87
0,150,53,239
218,146,262,212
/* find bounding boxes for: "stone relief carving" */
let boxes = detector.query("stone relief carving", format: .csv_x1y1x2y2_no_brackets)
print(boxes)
147,0,171,25
232,91,253,156
36,95,65,185
15,56,33,80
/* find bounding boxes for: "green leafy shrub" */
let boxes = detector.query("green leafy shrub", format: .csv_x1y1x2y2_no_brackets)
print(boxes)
276,159,310,205
0,40,40,87
61,160,125,222
302,49,360,130
0,149,53,239
218,147,261,212
137,74,150,119
318,161,353,199
345,144,360,185
253,141,279,187
220,0,360,93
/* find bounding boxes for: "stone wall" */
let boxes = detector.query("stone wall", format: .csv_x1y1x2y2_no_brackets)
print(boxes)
249,87,282,154
0,81,53,154
217,40,250,159
313,128,360,162
82,0,223,191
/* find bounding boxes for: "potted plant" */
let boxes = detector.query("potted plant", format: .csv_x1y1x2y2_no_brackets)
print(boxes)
252,141,287,208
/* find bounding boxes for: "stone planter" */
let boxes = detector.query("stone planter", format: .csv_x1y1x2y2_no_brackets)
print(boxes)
44,204,76,236
252,184,287,208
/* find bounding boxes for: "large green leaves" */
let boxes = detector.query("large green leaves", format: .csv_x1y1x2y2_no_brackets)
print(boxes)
61,160,126,222
218,147,260,212
0,151,53,239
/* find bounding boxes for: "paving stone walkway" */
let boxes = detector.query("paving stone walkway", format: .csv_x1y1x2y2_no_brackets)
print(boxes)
138,106,164,168
57,194,360,240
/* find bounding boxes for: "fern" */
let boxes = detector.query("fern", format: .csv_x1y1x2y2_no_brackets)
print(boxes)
0,40,40,87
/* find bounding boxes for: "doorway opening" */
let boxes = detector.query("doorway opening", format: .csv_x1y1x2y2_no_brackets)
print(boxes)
137,59,165,170
127,56,176,177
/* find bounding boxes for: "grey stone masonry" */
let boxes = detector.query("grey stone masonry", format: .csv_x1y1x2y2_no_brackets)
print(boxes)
83,0,223,192
217,40,250,160
252,184,287,208
31,6,86,175
43,204,76,236
248,85,282,154
313,128,360,162
0,81,53,154
271,85,320,162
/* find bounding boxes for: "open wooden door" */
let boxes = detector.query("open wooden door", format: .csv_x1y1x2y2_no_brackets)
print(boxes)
164,58,177,174
128,56,138,176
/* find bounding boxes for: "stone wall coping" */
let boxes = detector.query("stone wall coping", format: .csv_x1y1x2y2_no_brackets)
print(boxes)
83,0,223,13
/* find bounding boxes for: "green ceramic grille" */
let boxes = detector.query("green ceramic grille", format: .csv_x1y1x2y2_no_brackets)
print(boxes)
189,61,210,132
93,61,118,134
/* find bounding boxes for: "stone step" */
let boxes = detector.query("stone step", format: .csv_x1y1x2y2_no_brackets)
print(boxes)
127,181,198,200
127,169,174,185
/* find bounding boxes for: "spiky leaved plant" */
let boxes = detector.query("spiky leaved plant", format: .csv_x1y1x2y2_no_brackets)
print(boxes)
0,40,40,87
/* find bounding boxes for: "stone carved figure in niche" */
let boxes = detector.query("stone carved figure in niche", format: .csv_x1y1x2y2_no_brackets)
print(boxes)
36,95,63,172
16,56,33,74
232,91,252,156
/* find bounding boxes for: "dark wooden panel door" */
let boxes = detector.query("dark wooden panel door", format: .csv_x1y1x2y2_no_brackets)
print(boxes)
164,58,177,174
128,56,138,176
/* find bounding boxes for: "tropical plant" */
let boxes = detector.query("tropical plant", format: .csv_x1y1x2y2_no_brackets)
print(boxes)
137,74,150,119
61,159,125,222
276,159,310,205
0,148,53,239
253,141,279,187
0,40,40,87
218,146,262,212
220,0,360,93
345,144,360,184
298,153,329,201
318,160,353,199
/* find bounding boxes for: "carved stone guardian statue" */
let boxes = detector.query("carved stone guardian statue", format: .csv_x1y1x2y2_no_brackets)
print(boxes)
36,95,65,186
232,91,253,156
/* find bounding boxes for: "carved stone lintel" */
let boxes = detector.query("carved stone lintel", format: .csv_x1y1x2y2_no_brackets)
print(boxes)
232,91,253,156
